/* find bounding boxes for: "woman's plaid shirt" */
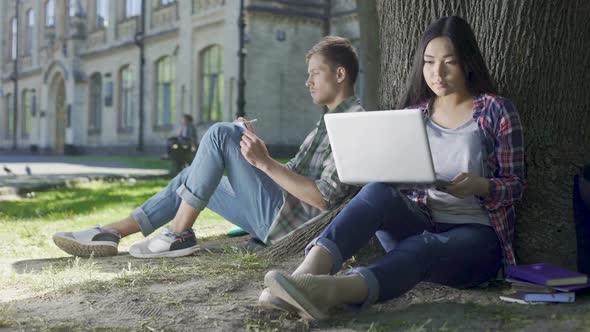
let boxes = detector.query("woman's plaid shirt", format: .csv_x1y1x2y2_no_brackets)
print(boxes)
409,94,526,265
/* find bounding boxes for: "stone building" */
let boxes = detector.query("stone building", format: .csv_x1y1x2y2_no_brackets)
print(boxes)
0,0,360,154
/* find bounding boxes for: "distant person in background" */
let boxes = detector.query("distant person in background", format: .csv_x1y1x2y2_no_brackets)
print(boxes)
164,114,198,172
177,114,198,144
574,164,590,275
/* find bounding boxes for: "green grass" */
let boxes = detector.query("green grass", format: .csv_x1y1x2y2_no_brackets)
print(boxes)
0,178,243,304
0,305,16,328
0,179,233,259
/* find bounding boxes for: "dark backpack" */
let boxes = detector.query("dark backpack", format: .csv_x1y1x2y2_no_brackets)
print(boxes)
574,164,590,275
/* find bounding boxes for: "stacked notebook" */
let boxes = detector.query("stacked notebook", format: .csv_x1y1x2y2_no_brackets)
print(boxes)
500,263,590,304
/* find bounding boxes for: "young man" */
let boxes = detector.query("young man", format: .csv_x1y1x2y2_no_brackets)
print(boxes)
52,36,364,259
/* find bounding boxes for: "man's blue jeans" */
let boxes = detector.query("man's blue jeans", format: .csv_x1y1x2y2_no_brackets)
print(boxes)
306,182,502,307
131,123,284,242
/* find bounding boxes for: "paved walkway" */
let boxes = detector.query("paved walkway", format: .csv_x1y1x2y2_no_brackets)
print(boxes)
0,155,170,198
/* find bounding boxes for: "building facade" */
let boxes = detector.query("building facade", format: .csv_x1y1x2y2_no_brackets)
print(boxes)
0,0,360,154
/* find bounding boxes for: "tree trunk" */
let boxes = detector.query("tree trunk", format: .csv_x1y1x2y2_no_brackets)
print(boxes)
357,0,381,111
371,0,590,269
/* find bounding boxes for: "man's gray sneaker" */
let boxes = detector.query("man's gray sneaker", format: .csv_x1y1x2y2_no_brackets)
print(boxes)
129,228,200,258
53,226,121,257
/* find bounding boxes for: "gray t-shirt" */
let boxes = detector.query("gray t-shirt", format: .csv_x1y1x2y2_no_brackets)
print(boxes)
426,118,490,226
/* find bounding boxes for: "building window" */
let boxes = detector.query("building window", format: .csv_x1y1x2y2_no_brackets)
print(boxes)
26,10,34,55
5,94,14,139
96,0,109,28
89,73,102,134
46,0,55,27
69,0,78,17
161,0,176,5
119,65,134,131
22,90,33,138
11,18,17,60
200,45,224,122
155,56,175,128
125,0,142,18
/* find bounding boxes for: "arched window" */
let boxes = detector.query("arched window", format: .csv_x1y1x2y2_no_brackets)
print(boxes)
89,73,102,134
46,0,55,27
200,45,224,122
21,90,32,138
26,10,34,55
11,18,17,60
119,65,134,131
155,56,176,127
5,94,14,139
96,0,109,28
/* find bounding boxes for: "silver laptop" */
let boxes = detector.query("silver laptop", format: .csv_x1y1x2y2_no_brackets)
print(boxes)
325,109,447,187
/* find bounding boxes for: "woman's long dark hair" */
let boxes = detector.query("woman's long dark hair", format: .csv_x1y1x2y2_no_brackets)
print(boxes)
400,16,497,108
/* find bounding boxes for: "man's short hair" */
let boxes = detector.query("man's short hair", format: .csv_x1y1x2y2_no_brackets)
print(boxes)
306,36,359,86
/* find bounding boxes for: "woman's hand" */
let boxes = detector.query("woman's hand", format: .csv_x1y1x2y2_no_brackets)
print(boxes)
440,172,490,199
240,130,271,170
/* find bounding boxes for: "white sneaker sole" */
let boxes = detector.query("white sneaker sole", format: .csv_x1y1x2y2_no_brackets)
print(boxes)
53,234,118,257
264,271,328,321
128,245,201,258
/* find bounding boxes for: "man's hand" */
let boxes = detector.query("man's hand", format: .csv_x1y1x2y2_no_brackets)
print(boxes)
240,130,271,170
235,117,256,134
440,172,490,199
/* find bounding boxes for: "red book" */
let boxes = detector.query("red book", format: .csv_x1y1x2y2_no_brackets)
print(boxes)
506,263,588,286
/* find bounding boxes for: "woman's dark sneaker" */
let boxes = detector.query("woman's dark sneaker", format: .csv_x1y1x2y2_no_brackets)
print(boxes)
129,228,199,258
53,226,121,257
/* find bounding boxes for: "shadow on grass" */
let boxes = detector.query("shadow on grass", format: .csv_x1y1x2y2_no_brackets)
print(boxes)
313,297,590,331
4,252,590,331
9,234,252,275
0,179,169,221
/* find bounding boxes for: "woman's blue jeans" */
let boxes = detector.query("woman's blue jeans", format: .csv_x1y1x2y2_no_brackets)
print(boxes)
306,182,502,308
131,123,284,242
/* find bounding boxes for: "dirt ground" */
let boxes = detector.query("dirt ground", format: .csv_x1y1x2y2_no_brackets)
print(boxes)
2,236,590,332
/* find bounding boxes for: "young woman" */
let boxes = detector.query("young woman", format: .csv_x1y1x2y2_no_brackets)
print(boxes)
260,16,526,320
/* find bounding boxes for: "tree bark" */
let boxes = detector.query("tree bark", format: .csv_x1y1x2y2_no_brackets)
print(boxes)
357,0,381,111
373,0,590,268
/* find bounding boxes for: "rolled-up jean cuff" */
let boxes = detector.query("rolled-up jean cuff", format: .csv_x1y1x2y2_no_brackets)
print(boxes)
131,207,155,236
346,267,379,310
305,237,343,275
175,184,208,211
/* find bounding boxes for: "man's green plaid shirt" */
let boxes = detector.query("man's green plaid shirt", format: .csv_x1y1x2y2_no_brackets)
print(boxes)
264,96,364,243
